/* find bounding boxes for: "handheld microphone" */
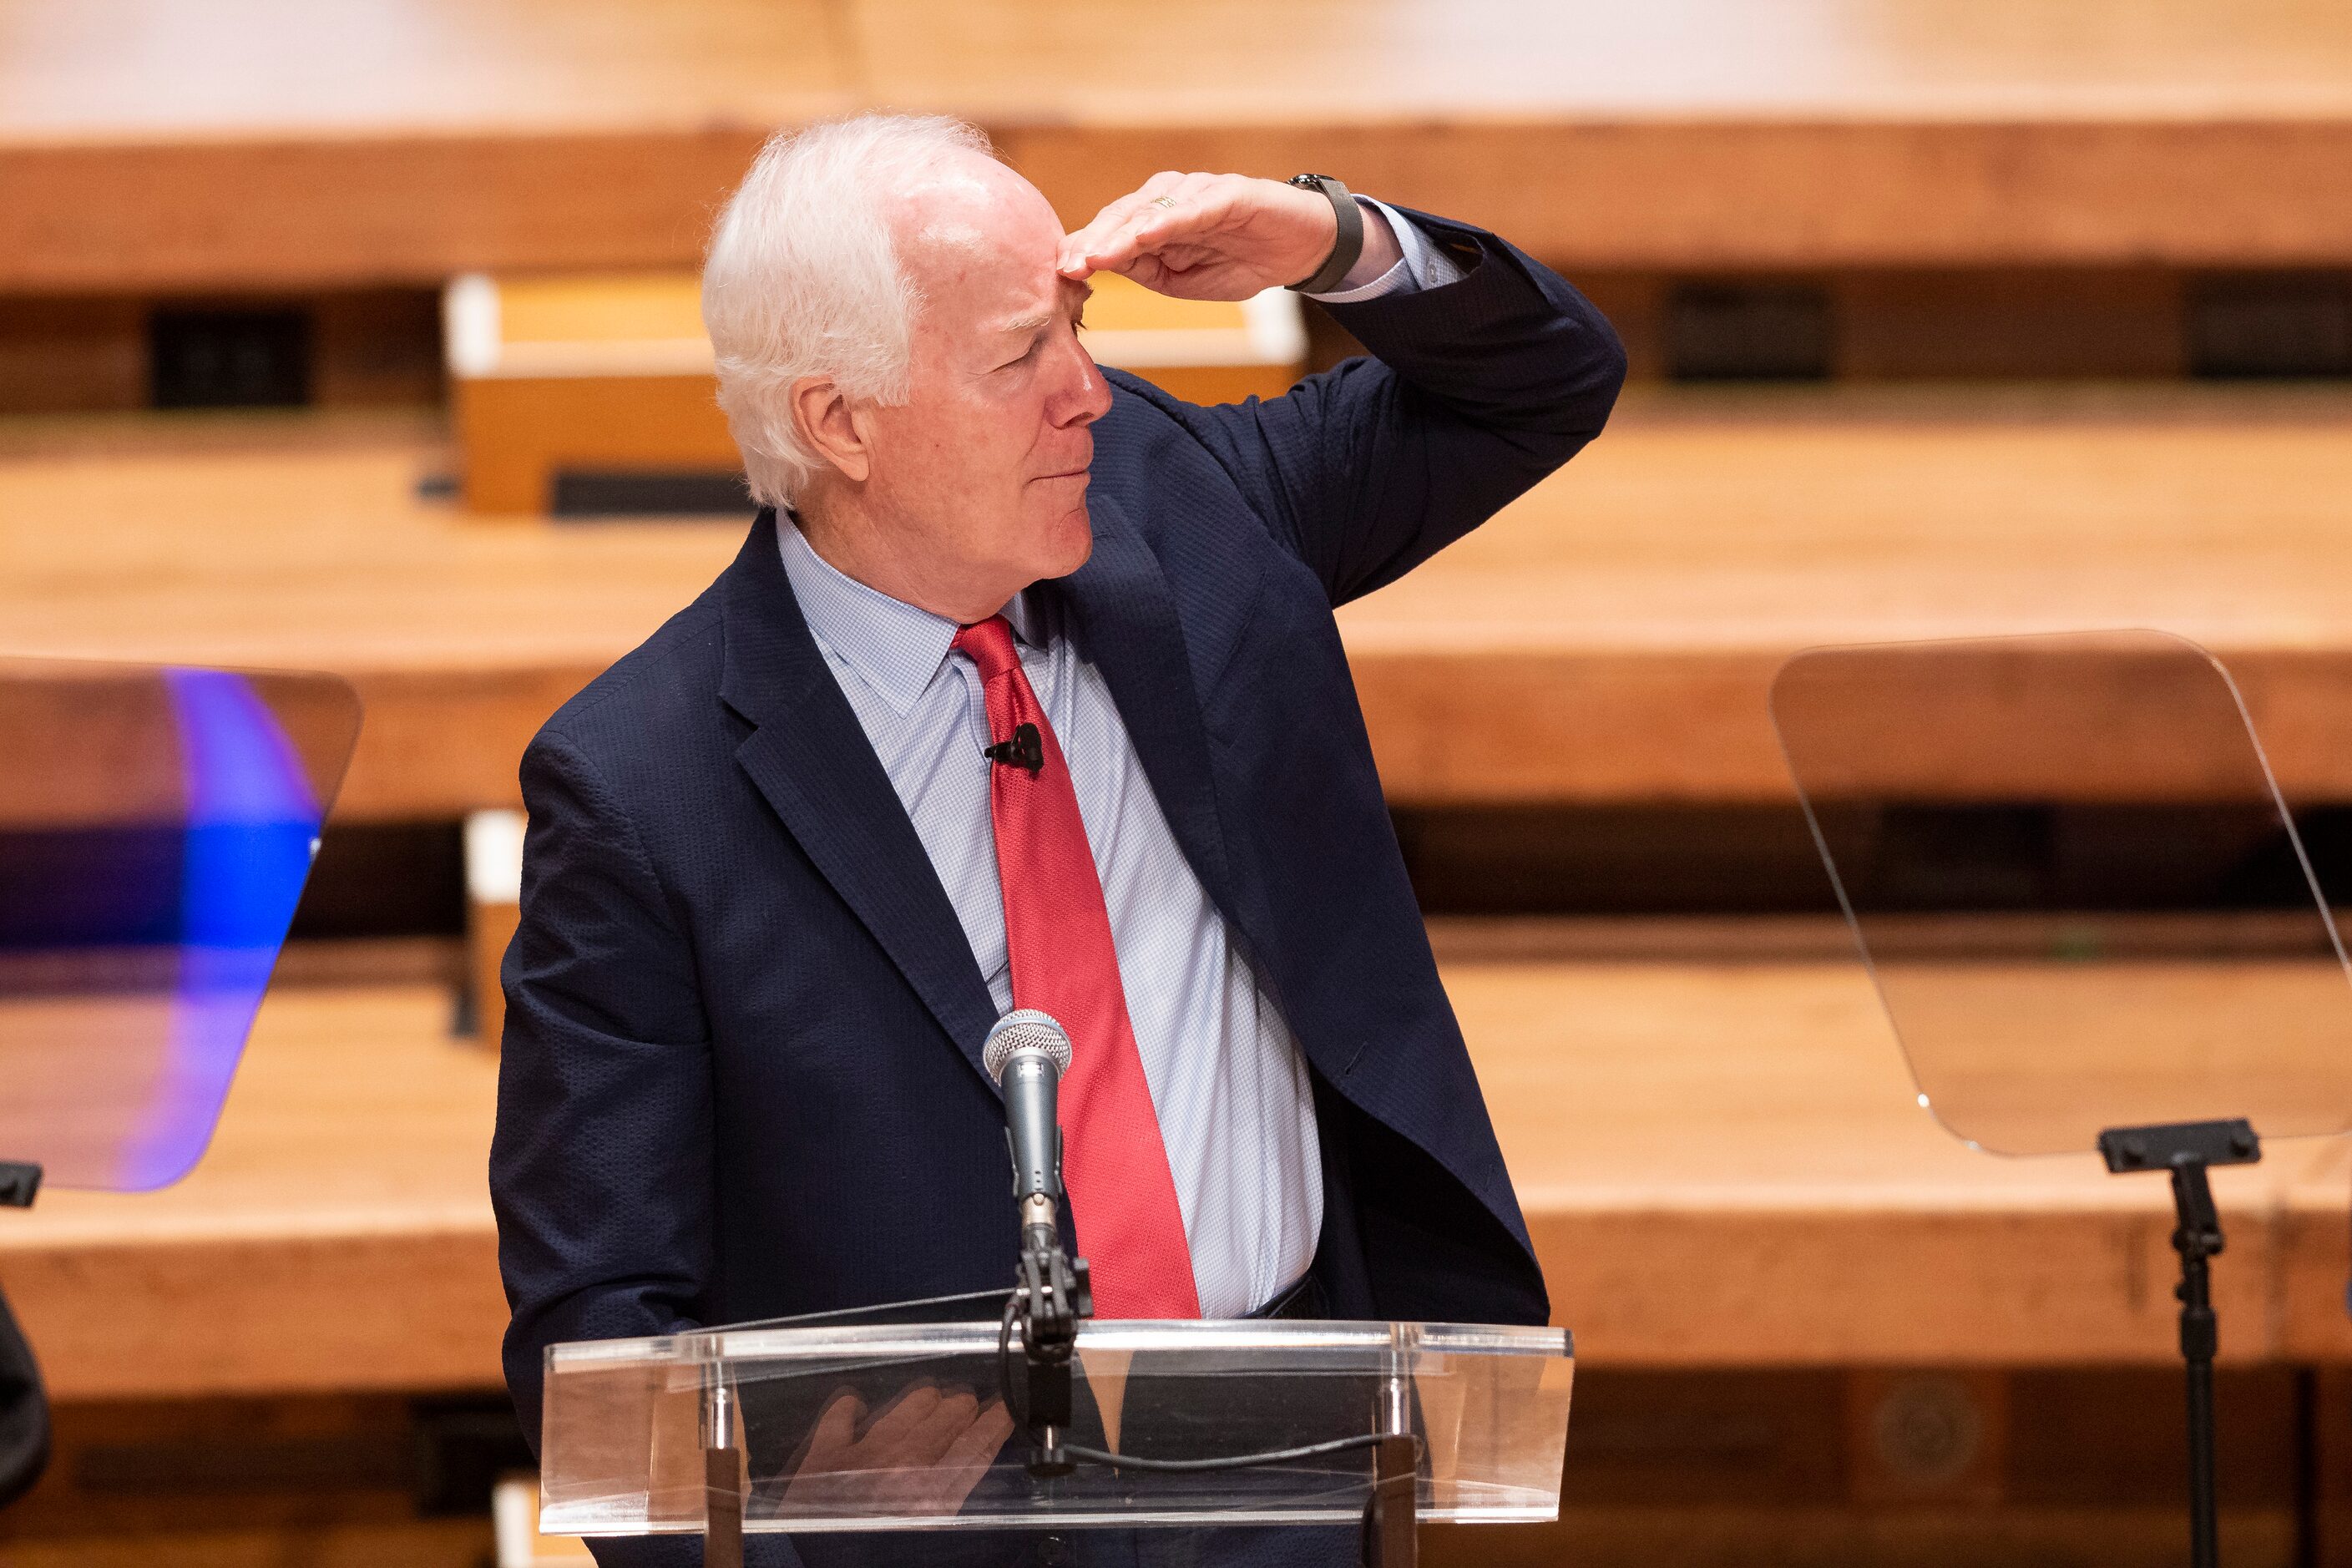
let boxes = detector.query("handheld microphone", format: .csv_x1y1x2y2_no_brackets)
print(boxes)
983,1009,1072,1248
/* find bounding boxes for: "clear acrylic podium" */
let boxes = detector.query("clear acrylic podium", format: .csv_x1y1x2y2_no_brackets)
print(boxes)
539,1314,1574,1565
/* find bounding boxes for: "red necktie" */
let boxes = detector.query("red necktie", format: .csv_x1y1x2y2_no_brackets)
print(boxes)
953,615,1201,1319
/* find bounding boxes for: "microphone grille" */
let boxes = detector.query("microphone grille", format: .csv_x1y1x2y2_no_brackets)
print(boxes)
983,1009,1073,1083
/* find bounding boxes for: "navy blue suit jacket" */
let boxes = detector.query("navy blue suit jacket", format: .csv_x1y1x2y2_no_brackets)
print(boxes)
491,209,1623,1566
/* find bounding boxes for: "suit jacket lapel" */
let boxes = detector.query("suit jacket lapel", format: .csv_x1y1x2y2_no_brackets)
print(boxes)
717,513,1002,1084
1051,493,1242,927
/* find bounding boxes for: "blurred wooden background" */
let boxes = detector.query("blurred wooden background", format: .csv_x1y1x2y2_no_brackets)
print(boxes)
4,1,2352,1563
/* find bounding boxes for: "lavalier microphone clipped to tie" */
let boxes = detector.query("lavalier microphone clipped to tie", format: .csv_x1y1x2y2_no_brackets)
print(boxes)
982,721,1044,776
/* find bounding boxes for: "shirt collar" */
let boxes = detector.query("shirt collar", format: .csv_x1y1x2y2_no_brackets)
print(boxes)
777,513,1043,717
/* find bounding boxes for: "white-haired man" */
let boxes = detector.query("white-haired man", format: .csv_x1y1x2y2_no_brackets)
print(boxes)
493,114,1624,1567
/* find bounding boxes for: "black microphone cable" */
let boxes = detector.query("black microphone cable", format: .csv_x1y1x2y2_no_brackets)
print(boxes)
994,1294,1419,1476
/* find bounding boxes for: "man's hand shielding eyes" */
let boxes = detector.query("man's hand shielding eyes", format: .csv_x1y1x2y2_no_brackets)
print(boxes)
1058,171,1399,301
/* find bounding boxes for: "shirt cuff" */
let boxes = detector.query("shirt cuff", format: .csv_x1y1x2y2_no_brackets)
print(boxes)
1299,197,1468,304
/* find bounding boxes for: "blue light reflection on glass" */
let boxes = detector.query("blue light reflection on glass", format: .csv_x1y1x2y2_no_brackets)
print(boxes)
112,670,322,1190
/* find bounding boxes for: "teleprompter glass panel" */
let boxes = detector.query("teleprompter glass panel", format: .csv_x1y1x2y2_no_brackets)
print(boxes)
1771,630,2352,1156
0,658,360,1188
539,1318,1574,1535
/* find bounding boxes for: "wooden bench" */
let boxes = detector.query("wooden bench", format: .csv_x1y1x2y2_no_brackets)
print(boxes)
1339,385,2352,803
0,981,507,1400
3,0,2352,291
6,946,2348,1401
0,415,741,820
445,271,1305,513
1460,948,2352,1368
9,387,2352,817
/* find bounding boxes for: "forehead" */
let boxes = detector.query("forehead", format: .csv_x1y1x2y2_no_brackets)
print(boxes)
888,154,1068,321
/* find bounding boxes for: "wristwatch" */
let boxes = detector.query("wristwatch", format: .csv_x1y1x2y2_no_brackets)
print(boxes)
1284,174,1365,295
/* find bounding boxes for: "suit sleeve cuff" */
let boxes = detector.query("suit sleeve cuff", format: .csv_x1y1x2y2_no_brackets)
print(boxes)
1300,198,1469,304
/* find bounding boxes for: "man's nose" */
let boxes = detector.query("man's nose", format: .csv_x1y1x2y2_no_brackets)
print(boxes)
1050,341,1113,427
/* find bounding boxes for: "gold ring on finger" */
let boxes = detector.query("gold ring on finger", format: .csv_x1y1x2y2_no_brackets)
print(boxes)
1152,195,1177,208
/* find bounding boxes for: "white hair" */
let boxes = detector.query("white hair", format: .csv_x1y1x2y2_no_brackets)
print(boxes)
701,114,994,508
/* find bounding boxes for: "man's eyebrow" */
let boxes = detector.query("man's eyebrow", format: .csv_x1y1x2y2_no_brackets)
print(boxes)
999,281,1094,336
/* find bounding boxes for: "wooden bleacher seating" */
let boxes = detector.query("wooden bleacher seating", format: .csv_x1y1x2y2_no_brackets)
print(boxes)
6,941,2349,1406
8,3,2352,1558
0,416,741,819
8,387,2352,821
0,982,506,1400
3,0,2351,292
445,271,1304,514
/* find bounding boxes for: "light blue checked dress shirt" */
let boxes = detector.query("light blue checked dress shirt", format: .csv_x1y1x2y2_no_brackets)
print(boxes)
781,203,1459,1316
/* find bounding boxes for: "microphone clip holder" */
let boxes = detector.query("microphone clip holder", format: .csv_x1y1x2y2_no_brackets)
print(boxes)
982,723,1044,776
1003,1230,1092,1479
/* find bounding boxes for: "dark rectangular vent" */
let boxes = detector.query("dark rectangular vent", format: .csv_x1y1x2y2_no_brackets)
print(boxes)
149,307,312,407
410,1395,536,1516
551,468,751,518
1390,802,2352,918
2189,277,2352,377
76,1434,410,1493
1667,284,1833,381
289,821,466,940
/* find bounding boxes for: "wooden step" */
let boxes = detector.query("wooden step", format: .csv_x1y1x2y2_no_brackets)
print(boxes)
9,388,2352,816
4,0,2352,290
1338,385,2352,802
1461,953,2352,1368
5,948,2349,1402
0,982,506,1400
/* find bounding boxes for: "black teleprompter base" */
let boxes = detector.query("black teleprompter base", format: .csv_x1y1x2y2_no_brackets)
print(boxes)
2097,1117,2261,1568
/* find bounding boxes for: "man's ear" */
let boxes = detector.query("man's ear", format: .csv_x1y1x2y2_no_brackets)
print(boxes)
789,376,872,484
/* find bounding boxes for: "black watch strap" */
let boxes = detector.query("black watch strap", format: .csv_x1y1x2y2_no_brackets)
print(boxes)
1284,174,1365,294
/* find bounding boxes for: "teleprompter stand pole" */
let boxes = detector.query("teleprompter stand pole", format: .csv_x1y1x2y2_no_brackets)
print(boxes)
2098,1117,2260,1568
2174,1160,2223,1568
